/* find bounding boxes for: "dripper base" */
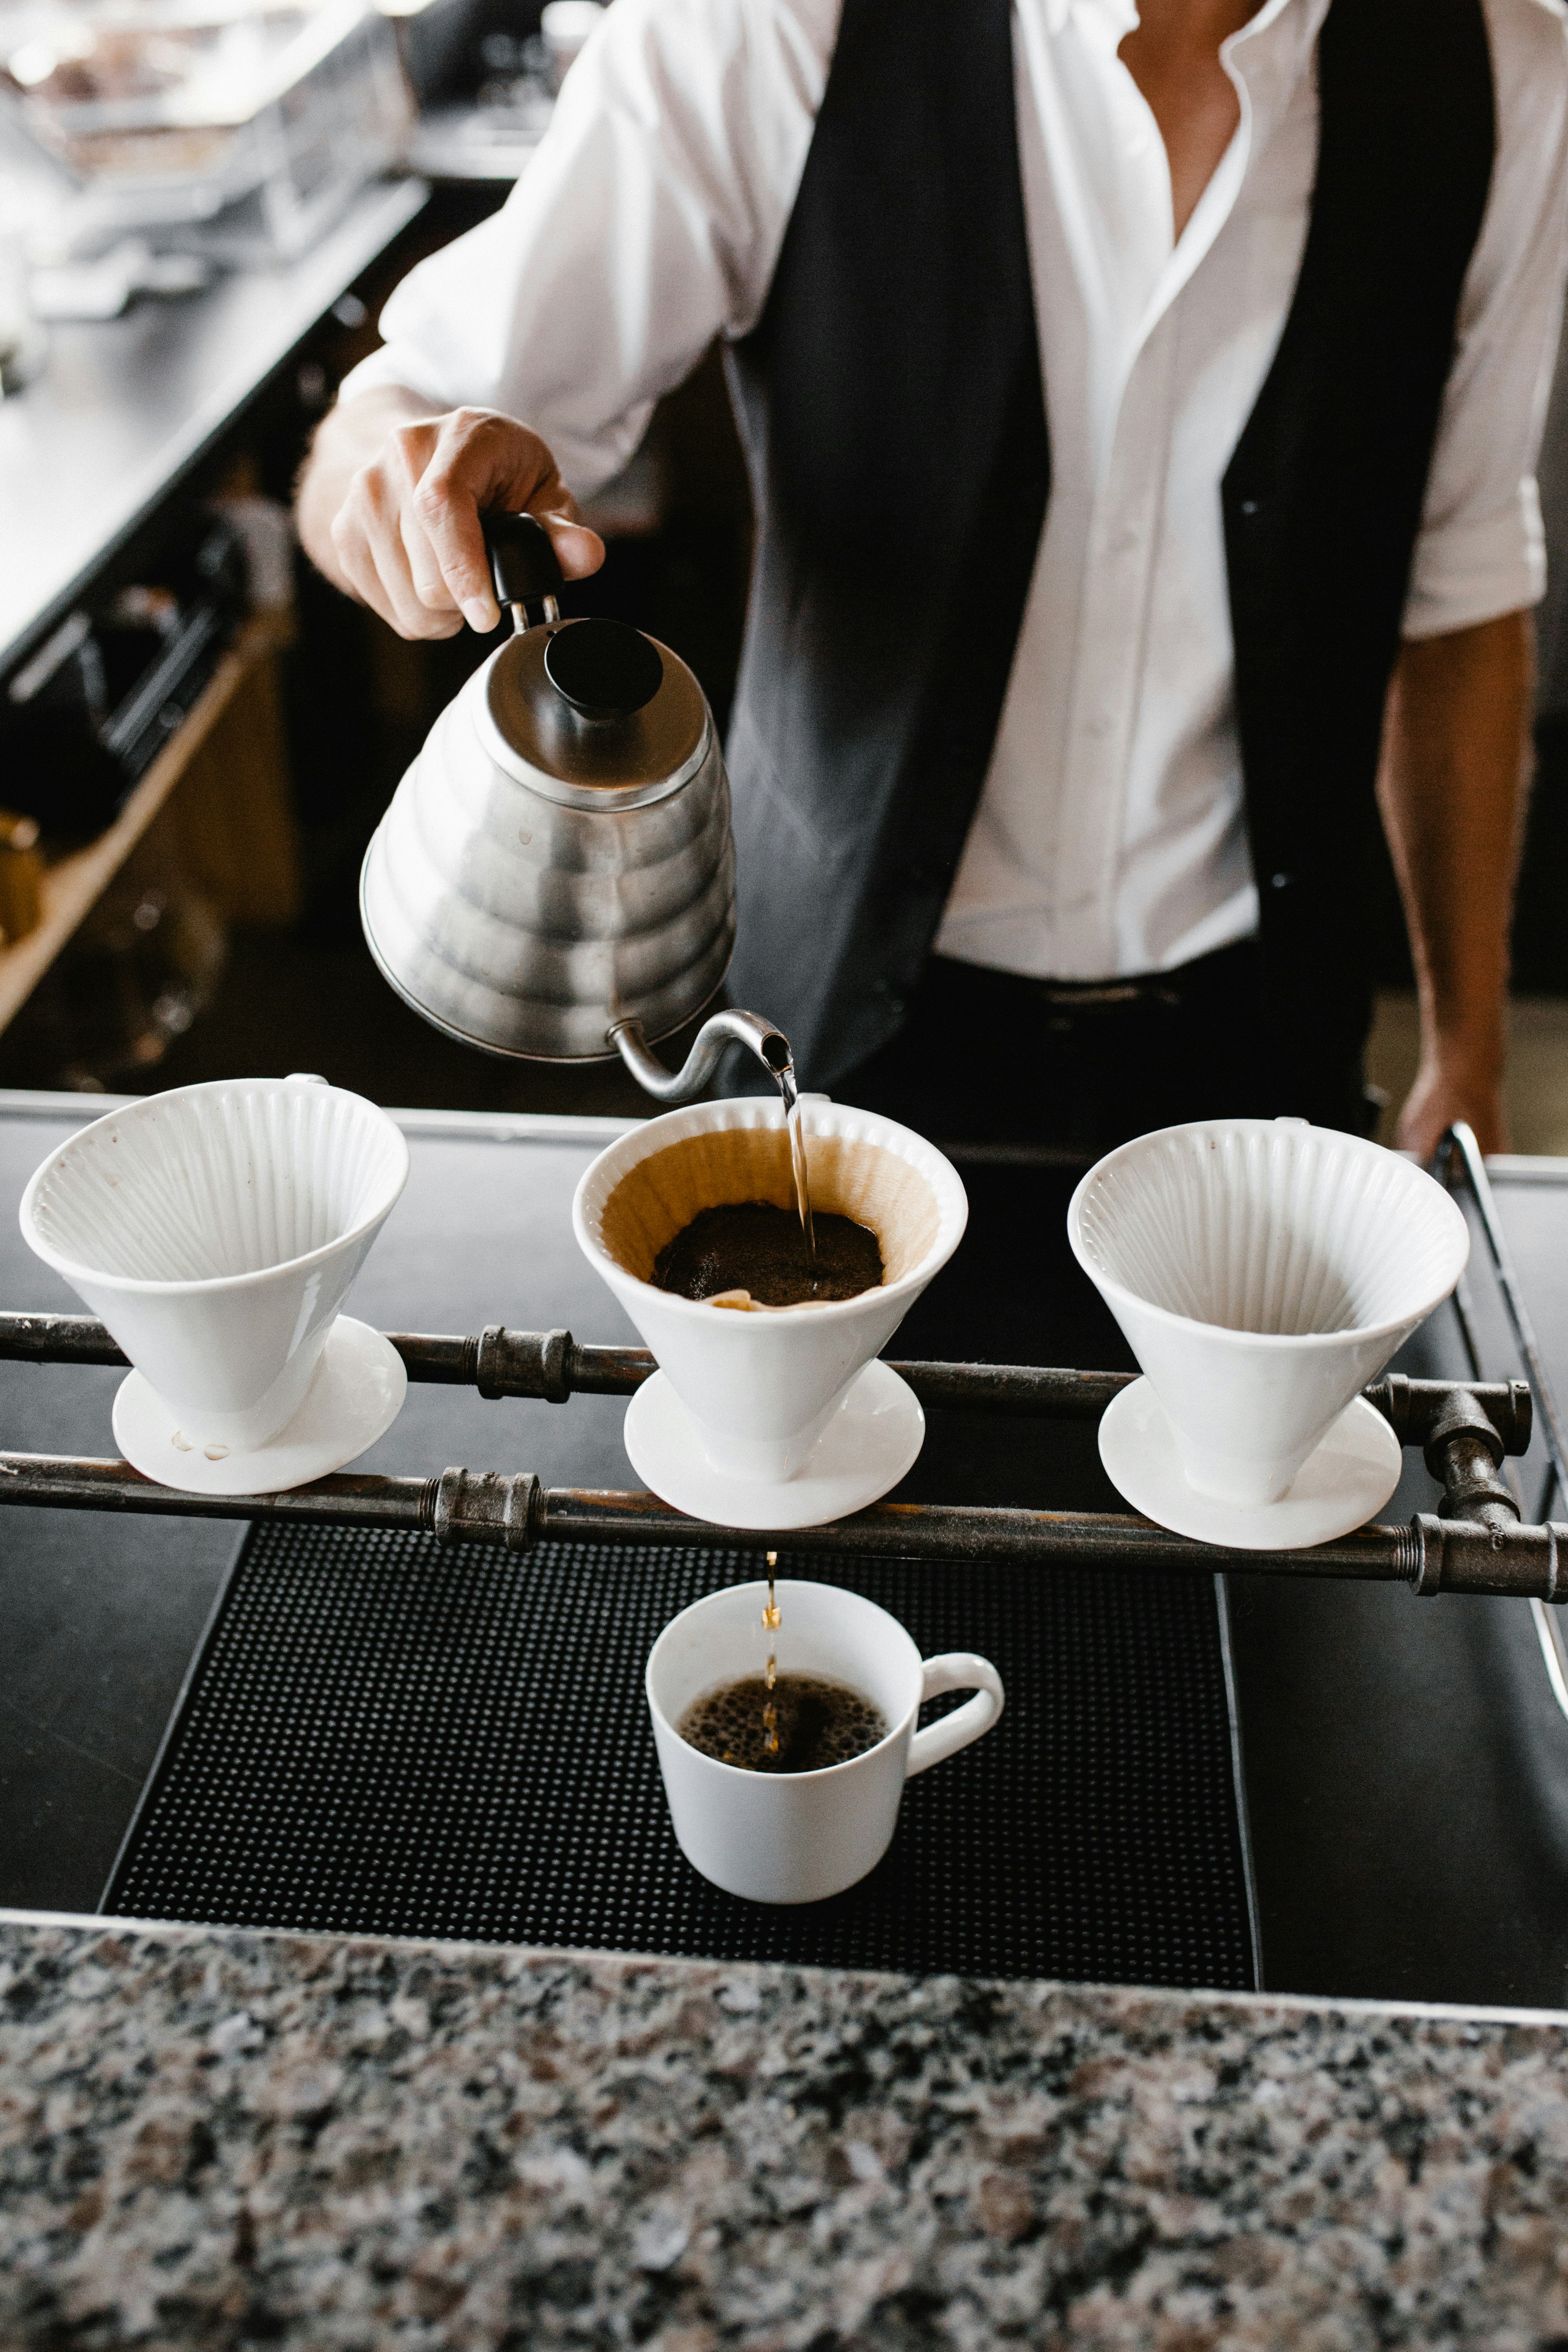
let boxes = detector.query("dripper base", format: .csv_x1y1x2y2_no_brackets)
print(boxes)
623,1360,924,1529
112,1317,407,1496
1099,1378,1402,1551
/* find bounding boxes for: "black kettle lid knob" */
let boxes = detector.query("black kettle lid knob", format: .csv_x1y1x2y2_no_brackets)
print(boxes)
544,618,664,723
485,511,566,611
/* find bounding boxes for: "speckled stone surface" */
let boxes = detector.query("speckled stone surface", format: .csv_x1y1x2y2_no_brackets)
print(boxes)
5,1911,1568,2349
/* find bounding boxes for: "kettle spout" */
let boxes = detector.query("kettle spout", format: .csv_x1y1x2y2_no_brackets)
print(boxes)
611,1010,793,1104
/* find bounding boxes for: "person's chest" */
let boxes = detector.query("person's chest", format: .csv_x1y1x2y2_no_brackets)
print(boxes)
1008,0,1326,469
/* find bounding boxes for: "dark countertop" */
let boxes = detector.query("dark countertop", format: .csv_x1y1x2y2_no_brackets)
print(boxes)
0,1099,644,1914
7,1097,1568,2006
4,1908,1568,2349
0,176,428,681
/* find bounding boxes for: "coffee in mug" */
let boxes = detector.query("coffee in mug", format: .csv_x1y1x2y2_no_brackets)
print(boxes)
678,1672,887,1772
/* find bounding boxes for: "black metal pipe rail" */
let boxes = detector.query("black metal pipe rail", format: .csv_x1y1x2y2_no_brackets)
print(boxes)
0,1311,1533,1448
0,1234,1550,1597
0,1450,1559,1604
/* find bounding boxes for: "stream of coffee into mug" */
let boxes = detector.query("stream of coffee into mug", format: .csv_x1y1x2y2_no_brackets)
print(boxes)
763,1550,780,1758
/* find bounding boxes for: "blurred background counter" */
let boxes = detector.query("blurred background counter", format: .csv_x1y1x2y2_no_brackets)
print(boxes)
0,178,426,1081
0,0,750,1110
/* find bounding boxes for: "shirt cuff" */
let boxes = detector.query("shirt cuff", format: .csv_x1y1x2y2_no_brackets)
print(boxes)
336,345,463,409
333,350,643,502
1401,480,1547,640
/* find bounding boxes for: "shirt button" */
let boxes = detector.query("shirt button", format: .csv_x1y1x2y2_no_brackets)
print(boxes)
1271,872,1292,889
1240,499,1262,518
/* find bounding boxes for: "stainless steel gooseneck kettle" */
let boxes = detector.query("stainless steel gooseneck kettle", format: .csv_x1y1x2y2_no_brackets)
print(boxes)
360,512,787,1100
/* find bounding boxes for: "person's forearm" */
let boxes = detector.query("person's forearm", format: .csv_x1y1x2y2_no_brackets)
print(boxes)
296,385,442,599
293,386,602,639
1375,608,1533,1157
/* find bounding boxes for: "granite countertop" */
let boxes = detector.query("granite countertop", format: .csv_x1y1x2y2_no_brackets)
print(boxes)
3,1912,1568,2348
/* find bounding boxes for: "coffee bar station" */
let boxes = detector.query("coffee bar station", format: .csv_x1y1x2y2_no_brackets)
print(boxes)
10,3,1568,2343
0,493,1561,2345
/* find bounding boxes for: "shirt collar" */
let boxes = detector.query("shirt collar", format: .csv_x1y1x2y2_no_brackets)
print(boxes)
1220,0,1332,113
1039,0,1318,45
1041,0,1135,38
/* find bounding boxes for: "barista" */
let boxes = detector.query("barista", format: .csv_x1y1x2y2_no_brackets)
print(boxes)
297,0,1568,1155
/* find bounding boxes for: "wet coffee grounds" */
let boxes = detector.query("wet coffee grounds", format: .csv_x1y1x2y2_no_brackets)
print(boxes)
653,1200,883,1306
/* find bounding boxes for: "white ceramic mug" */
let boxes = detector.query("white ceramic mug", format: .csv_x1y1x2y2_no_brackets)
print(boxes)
647,1579,1004,1904
19,1075,409,1453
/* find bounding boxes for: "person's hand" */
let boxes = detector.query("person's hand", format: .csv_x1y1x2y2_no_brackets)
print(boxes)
1395,1040,1508,1164
323,398,605,640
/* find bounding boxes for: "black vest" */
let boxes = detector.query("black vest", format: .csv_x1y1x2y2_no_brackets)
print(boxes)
724,0,1495,1095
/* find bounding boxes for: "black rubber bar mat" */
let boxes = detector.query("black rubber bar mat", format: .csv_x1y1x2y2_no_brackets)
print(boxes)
106,1524,1255,1989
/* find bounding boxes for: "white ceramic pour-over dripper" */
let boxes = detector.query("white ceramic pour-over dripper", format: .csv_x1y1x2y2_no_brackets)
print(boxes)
20,1076,410,1488
573,1097,967,1525
1068,1118,1470,1516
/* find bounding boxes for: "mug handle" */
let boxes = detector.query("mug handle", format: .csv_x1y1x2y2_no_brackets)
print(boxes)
905,1653,1005,1779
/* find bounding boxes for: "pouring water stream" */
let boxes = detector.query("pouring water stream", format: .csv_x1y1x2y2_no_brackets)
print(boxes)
764,1038,817,1262
609,1007,817,1266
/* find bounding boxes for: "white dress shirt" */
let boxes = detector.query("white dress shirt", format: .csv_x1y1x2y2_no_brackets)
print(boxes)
345,0,1568,981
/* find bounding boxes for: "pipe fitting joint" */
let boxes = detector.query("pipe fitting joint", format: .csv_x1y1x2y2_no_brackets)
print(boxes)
1413,1511,1562,1601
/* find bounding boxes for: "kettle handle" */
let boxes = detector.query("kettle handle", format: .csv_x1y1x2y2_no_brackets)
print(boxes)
485,512,565,631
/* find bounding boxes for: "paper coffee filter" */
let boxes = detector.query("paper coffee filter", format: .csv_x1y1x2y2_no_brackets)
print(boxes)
598,1121,941,1291
27,1081,408,1286
1074,1120,1464,1337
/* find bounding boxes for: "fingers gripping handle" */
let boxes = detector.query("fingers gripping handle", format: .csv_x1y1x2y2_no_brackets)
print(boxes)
905,1653,1005,1779
485,511,565,631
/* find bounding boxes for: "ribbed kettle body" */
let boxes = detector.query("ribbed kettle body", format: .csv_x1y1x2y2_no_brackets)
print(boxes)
361,646,737,1061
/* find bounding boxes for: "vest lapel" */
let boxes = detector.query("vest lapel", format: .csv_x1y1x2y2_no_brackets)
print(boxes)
727,0,1049,1076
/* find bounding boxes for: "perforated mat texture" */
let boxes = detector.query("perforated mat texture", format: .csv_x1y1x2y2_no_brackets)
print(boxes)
107,1526,1255,1989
